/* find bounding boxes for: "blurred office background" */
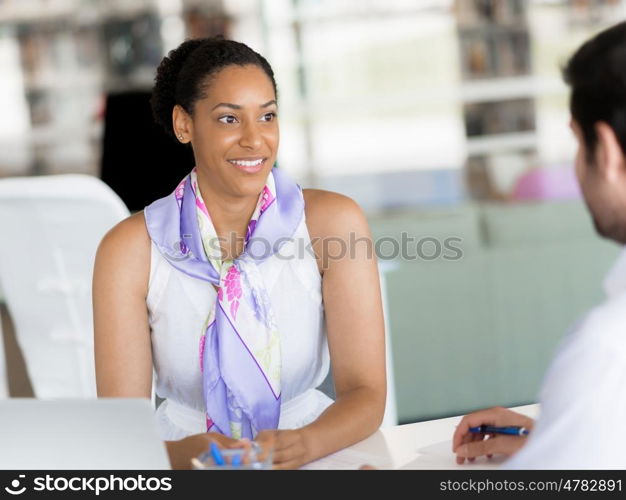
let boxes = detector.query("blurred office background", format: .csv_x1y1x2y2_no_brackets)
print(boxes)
0,0,624,424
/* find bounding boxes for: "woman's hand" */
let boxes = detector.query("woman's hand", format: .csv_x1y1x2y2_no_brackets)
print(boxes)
165,432,242,470
255,429,311,470
452,407,535,464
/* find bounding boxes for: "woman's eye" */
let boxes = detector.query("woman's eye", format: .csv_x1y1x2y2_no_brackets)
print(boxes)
218,115,238,124
261,112,276,122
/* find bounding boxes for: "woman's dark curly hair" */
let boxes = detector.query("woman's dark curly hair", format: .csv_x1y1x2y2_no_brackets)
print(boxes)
151,37,277,140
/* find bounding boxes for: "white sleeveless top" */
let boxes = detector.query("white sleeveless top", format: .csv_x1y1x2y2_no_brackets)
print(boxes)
147,215,333,440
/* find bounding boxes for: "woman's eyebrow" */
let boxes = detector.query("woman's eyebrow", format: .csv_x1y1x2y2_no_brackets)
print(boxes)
211,100,277,112
211,102,241,111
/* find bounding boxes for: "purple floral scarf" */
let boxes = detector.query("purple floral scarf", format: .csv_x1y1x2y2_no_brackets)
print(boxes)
145,167,304,438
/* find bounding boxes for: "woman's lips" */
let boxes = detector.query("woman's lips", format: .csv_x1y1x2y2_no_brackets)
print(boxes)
227,158,267,174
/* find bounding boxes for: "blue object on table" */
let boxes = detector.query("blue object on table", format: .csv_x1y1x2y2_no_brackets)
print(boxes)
210,442,225,466
469,425,530,436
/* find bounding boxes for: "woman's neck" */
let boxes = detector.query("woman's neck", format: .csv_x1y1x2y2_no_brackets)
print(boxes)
208,195,257,235
195,171,260,259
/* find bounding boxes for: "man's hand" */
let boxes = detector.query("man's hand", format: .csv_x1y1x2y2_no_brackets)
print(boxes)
452,407,534,464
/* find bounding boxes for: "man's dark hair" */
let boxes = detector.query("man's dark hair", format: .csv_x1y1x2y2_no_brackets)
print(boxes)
563,21,626,161
150,37,277,140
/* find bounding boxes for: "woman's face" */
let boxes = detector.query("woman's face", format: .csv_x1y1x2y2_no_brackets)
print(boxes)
177,64,278,198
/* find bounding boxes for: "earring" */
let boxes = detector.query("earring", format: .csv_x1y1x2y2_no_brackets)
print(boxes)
178,134,184,141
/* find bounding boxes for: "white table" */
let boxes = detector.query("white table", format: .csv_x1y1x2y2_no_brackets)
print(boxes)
304,404,539,470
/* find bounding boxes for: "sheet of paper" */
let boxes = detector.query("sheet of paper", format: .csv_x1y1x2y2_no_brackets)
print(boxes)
417,440,457,456
398,440,507,470
300,449,391,470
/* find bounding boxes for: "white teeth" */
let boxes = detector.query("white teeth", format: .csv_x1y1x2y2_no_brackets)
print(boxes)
230,159,264,167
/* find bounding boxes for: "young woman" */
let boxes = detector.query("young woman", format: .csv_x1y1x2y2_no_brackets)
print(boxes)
93,38,386,470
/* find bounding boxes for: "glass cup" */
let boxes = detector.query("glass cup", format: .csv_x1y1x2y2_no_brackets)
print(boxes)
192,440,274,470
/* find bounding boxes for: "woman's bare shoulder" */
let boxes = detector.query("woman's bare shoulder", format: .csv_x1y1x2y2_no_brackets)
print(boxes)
94,211,151,289
98,211,149,253
302,189,369,240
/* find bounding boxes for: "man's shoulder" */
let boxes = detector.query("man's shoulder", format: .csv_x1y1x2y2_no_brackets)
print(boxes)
540,292,626,399
509,292,626,469
577,292,626,357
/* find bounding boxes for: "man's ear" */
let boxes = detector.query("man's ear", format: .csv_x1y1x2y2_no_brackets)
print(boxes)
594,122,625,182
172,104,192,143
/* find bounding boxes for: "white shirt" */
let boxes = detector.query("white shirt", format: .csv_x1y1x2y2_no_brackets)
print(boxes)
505,247,626,469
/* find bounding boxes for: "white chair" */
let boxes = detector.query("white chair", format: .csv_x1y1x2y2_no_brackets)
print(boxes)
379,261,398,428
0,287,8,399
0,175,130,398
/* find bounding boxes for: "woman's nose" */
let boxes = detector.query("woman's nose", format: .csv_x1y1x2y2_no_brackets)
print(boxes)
239,122,263,150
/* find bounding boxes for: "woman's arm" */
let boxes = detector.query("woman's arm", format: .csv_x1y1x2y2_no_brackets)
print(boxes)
257,190,387,469
93,212,153,399
93,213,241,468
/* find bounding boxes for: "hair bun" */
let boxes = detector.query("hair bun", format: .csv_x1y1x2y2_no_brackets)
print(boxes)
150,39,205,138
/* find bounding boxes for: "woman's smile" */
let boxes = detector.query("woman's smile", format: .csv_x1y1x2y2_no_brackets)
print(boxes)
227,157,268,174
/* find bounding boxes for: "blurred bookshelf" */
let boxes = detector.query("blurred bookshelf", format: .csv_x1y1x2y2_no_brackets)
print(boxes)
455,0,626,201
1,0,624,197
0,0,229,178
565,0,624,25
454,0,537,201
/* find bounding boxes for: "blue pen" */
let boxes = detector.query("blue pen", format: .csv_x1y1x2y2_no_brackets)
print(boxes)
210,442,225,466
469,425,530,436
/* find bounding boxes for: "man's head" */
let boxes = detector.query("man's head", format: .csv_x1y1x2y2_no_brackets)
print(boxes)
564,21,626,244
